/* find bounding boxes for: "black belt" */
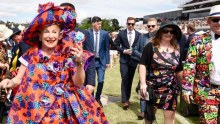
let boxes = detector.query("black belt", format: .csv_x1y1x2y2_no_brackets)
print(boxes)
210,83,220,89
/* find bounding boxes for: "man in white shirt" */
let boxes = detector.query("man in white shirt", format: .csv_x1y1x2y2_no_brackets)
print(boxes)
182,5,220,124
114,17,141,109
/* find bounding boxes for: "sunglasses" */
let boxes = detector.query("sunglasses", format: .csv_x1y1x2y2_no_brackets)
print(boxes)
211,18,220,23
162,29,175,34
147,25,155,28
127,23,135,26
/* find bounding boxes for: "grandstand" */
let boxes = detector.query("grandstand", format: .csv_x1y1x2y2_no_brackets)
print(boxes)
143,0,220,21
179,0,220,19
143,9,184,23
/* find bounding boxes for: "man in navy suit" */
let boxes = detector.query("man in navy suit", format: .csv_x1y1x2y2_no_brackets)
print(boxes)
114,17,141,110
88,16,110,107
60,3,96,94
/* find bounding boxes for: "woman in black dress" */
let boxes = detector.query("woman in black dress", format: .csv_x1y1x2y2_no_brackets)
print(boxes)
139,20,183,124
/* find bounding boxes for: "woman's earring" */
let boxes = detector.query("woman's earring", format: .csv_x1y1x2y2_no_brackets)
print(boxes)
59,35,62,40
59,33,63,40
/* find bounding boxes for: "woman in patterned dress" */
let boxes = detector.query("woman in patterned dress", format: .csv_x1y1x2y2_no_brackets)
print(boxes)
0,3,108,124
139,20,183,124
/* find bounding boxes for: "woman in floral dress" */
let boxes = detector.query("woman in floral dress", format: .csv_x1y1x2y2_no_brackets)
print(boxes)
139,20,183,124
0,3,109,124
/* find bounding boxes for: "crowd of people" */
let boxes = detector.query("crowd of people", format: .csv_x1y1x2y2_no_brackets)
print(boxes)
176,18,209,34
0,2,220,124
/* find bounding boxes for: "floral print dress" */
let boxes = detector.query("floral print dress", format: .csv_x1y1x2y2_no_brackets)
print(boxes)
6,42,109,123
149,47,181,110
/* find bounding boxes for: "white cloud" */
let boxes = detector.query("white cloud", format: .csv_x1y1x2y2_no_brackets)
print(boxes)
0,12,16,17
0,0,190,25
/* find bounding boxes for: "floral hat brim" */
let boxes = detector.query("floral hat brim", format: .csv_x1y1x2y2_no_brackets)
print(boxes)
23,2,77,46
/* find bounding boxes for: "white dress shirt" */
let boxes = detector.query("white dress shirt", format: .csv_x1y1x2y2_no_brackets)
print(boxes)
127,29,135,47
210,31,220,85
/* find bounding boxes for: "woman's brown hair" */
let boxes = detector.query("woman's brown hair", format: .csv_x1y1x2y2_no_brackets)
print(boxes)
152,27,179,50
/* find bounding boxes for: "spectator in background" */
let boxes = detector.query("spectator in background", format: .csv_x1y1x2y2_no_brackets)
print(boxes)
9,27,22,53
109,31,118,68
182,5,220,124
88,16,110,107
114,17,141,110
0,24,12,124
133,17,158,119
183,22,196,60
9,38,31,77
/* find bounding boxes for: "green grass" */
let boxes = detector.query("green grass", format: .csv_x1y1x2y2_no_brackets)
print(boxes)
101,59,185,124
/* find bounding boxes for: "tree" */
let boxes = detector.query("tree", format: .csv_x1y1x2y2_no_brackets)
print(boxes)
78,18,92,30
78,18,121,32
101,19,114,31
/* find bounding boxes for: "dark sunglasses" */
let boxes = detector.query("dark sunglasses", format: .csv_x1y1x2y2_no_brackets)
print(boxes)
127,23,135,26
211,18,220,23
162,29,175,34
147,25,155,28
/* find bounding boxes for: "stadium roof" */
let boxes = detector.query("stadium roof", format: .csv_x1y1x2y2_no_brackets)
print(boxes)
144,8,182,16
180,0,219,8
182,6,211,13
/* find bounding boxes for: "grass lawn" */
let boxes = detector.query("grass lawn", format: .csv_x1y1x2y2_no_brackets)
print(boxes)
101,58,199,124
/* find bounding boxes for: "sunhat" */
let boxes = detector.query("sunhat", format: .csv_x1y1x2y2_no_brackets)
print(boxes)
23,2,77,46
0,24,13,41
207,5,220,19
9,27,21,40
155,20,182,41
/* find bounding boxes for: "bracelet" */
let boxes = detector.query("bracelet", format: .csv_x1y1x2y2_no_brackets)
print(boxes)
11,79,15,88
76,61,83,67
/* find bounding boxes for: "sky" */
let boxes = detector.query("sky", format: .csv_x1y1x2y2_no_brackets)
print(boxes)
0,0,190,26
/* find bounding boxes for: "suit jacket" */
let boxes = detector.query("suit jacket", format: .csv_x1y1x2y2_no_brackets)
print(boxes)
114,29,141,64
74,28,96,86
182,33,213,105
88,29,110,66
132,33,150,61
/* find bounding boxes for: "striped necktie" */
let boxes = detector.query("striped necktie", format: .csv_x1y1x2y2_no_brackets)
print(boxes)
128,31,132,47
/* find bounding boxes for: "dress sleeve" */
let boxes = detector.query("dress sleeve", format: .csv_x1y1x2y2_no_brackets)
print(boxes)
82,50,94,71
139,42,152,66
18,48,34,67
66,50,94,73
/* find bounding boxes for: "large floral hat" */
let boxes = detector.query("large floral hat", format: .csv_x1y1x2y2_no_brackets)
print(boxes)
23,2,76,46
